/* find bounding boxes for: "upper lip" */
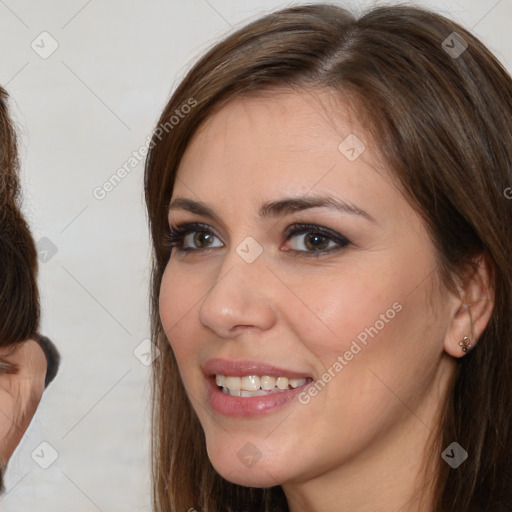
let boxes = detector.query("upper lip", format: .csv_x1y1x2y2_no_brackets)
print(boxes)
203,358,313,379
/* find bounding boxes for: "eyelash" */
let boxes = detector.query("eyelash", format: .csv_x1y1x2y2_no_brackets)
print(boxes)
163,222,351,258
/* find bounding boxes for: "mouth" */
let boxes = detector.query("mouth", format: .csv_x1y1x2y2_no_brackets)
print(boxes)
215,374,314,397
203,358,315,416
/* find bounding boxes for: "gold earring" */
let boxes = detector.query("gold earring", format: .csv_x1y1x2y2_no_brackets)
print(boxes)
459,335,474,353
460,304,475,354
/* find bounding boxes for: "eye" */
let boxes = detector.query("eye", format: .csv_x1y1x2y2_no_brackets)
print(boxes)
164,222,351,258
283,224,350,257
165,222,222,252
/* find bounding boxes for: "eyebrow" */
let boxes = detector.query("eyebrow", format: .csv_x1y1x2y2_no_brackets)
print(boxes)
168,195,376,223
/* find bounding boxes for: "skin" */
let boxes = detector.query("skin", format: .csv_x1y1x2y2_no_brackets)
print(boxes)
0,339,47,466
159,89,493,512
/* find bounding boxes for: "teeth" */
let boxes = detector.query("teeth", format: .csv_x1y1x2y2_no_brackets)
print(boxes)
289,378,306,389
240,389,268,397
224,376,241,391
260,375,276,390
215,374,309,396
241,375,260,391
276,377,289,390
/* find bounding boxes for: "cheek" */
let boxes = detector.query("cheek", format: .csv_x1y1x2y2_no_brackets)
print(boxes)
0,391,16,465
160,260,194,329
0,386,42,466
159,262,206,379
274,261,403,364
278,255,437,419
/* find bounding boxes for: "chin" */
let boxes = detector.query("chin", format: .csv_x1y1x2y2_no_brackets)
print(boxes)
207,445,290,488
215,462,284,488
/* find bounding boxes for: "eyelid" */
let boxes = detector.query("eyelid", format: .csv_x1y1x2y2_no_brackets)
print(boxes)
169,221,223,242
166,222,224,252
166,221,351,256
283,223,350,243
282,223,351,256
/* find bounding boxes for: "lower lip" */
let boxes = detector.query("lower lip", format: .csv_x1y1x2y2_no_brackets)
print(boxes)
207,376,312,417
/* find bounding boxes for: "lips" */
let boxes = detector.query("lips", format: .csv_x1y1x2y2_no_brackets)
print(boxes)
203,358,314,417
202,358,313,380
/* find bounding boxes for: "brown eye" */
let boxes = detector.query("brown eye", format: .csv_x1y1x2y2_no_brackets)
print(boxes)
283,224,350,257
302,233,331,251
166,223,223,253
190,231,216,248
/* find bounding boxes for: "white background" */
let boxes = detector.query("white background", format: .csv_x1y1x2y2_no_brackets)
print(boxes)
0,0,510,510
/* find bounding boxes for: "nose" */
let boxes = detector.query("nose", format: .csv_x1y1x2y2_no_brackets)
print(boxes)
198,247,277,338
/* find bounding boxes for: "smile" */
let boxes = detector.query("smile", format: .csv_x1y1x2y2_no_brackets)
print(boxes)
203,358,315,416
215,374,313,397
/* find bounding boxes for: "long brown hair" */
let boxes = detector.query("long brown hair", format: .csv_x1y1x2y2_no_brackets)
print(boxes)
144,4,512,511
0,86,40,355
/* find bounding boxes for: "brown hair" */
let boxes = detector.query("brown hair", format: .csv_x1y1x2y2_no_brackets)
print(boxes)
0,86,40,366
144,4,512,511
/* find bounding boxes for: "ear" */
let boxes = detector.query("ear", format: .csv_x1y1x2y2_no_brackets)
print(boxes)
444,254,495,358
0,339,47,466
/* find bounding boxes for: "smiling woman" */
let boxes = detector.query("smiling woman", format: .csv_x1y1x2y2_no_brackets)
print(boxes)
144,4,512,512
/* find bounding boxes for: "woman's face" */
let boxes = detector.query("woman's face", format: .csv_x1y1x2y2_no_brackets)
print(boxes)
0,339,46,465
159,89,456,489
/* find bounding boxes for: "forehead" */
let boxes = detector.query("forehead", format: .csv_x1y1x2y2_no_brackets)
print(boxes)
172,89,394,217
179,88,359,166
